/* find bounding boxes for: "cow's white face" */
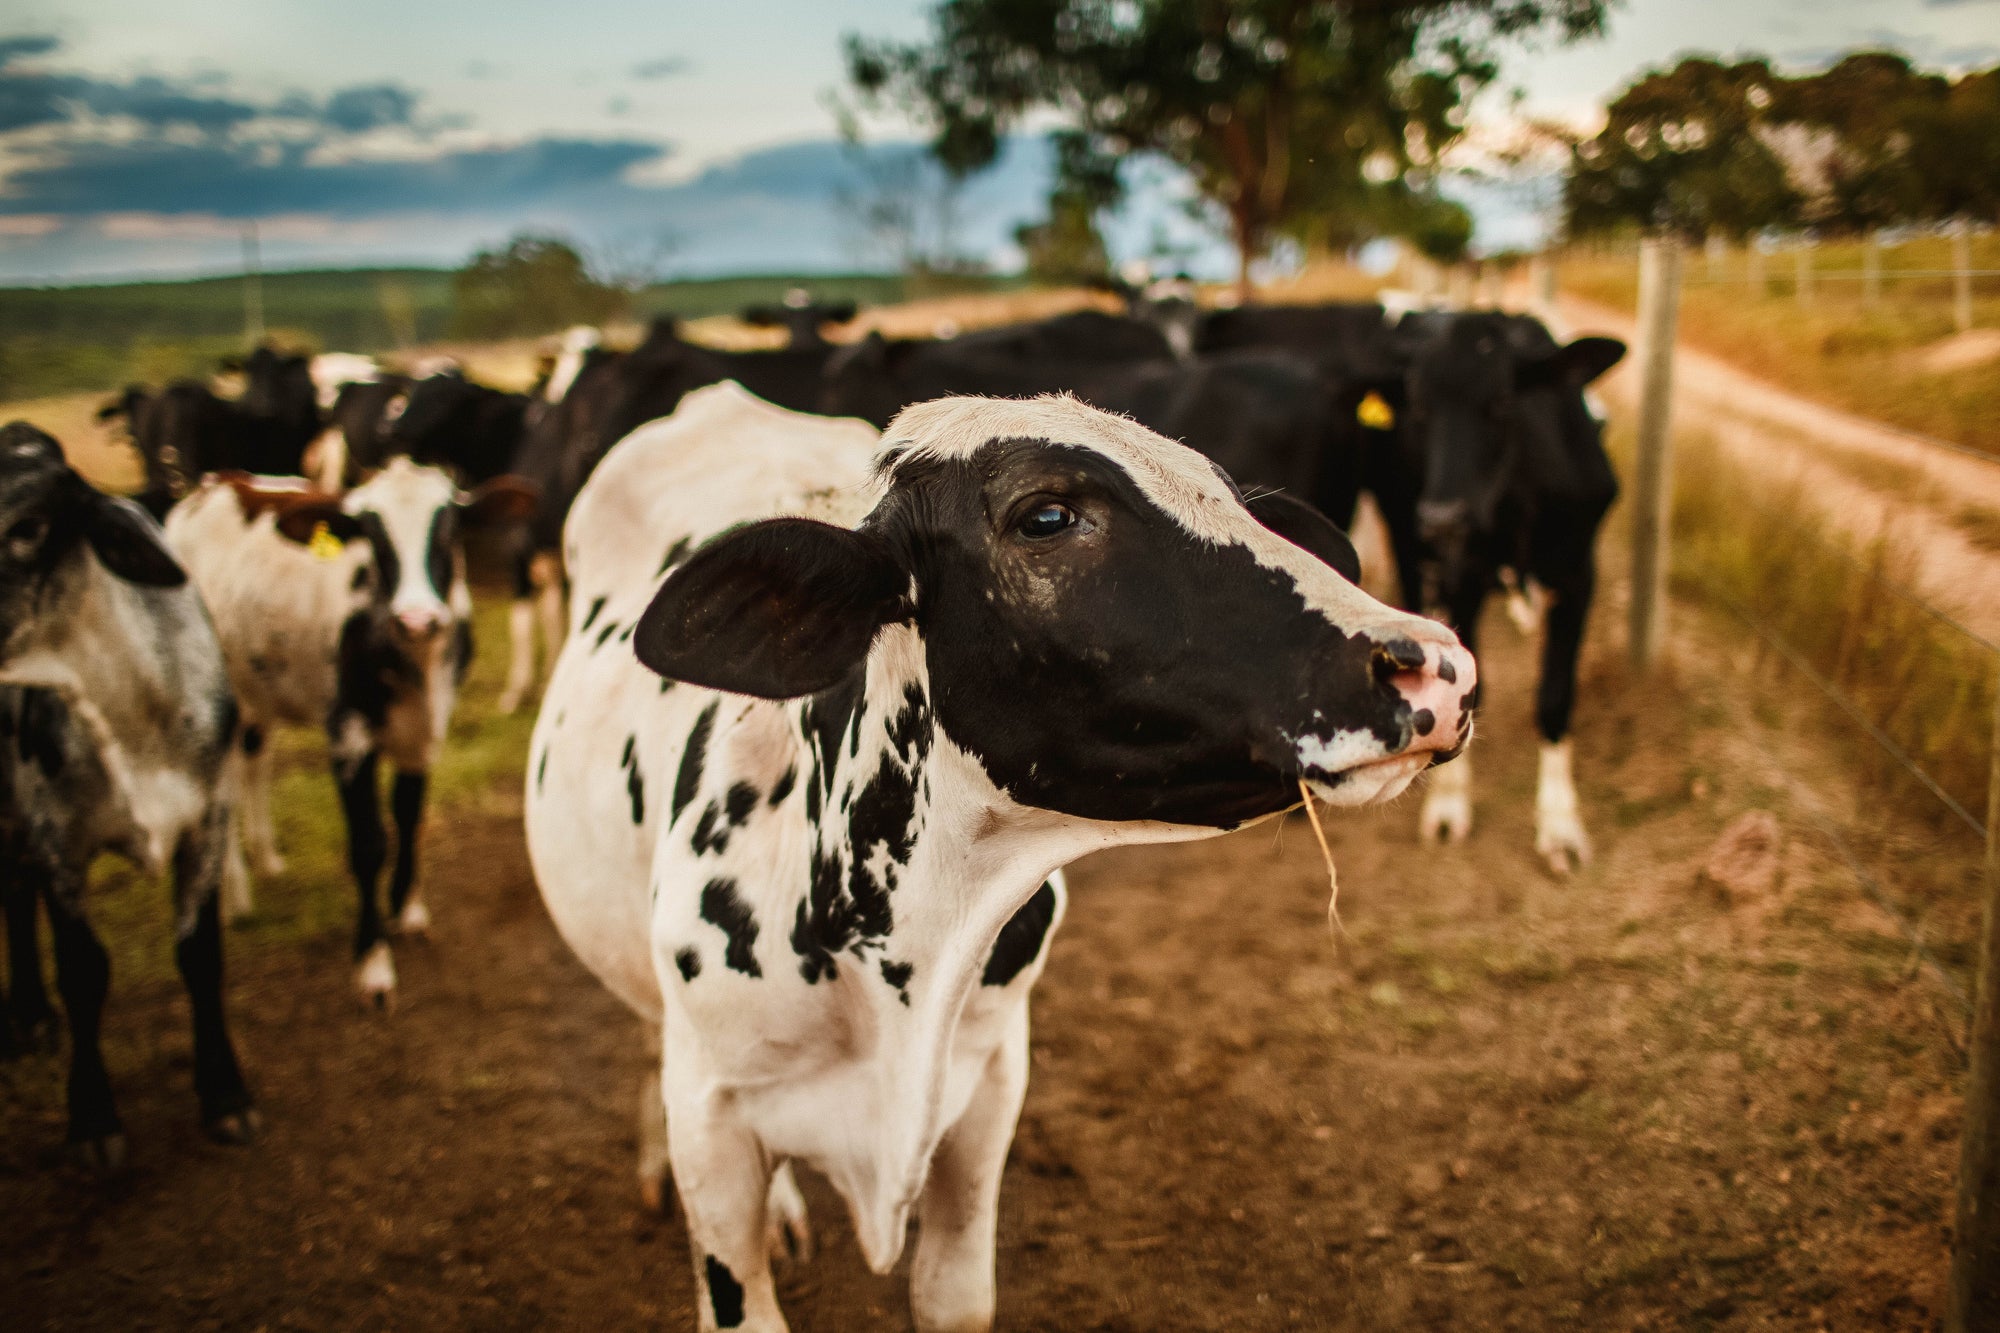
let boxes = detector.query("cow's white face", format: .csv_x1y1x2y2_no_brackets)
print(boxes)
636,395,1474,830
344,458,460,641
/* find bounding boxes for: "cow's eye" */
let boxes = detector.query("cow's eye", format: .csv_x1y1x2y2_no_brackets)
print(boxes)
4,516,46,561
1016,502,1076,540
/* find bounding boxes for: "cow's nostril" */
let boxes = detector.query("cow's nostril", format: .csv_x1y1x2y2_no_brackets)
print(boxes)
1373,638,1427,683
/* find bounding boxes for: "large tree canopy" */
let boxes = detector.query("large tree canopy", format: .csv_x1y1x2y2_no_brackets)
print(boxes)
848,0,1609,294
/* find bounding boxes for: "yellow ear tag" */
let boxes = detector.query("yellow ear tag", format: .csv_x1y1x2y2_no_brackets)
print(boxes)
1357,392,1395,431
308,522,345,561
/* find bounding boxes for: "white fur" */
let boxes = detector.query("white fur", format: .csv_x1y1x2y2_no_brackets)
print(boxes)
309,353,381,410
1534,738,1590,874
544,325,601,403
1420,752,1474,845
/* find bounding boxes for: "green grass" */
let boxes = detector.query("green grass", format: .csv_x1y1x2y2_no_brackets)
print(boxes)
1562,232,2000,457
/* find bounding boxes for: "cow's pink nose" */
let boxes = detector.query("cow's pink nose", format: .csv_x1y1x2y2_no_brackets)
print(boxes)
396,609,445,639
1376,635,1477,756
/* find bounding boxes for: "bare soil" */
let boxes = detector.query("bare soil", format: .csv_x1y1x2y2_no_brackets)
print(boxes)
0,586,1964,1330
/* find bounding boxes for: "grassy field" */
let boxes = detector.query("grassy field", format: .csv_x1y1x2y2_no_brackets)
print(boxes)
1561,232,2000,457
0,268,1015,402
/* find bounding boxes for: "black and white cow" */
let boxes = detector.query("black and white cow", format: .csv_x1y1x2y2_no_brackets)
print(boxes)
1379,311,1625,871
0,422,256,1164
526,383,1475,1332
165,460,536,1003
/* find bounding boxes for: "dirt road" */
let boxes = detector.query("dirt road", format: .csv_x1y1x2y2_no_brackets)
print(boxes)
1557,294,2000,646
1,587,1963,1330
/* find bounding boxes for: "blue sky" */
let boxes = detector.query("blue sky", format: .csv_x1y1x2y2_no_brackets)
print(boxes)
0,0,1994,284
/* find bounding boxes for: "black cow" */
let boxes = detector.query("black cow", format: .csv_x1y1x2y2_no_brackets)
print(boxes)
739,298,859,348
386,370,537,487
100,345,322,516
0,422,255,1164
1371,310,1625,871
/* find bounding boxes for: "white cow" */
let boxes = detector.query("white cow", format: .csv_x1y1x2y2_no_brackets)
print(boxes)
526,383,1476,1331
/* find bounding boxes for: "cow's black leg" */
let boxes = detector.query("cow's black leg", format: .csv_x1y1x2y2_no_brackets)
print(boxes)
3,862,59,1056
174,887,257,1143
335,747,396,1006
45,883,120,1168
388,769,429,933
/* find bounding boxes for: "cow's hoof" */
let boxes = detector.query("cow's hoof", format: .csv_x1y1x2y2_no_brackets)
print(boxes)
767,1164,814,1266
394,898,432,937
1419,789,1473,845
72,1132,128,1175
355,942,397,1012
205,1106,262,1145
1535,815,1591,877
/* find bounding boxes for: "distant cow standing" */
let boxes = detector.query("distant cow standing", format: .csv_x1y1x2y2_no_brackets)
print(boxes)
0,422,256,1165
1382,311,1625,871
526,384,1474,1331
165,461,536,1004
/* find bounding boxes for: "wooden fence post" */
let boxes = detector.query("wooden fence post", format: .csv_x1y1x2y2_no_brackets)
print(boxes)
1628,236,1682,671
1863,233,1883,310
1948,671,2000,1332
1956,224,1976,334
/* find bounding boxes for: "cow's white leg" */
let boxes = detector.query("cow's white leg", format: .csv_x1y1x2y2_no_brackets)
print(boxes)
764,1162,813,1266
242,735,284,879
665,1065,788,1332
1534,738,1590,874
219,745,255,921
910,1009,1030,1333
1418,752,1473,844
355,940,396,1010
496,599,536,715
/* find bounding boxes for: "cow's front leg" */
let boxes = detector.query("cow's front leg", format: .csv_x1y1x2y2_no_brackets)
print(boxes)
240,724,285,880
44,878,120,1169
911,1009,1031,1333
1420,580,1485,845
497,597,536,715
3,862,59,1056
388,769,430,935
664,1065,788,1332
333,735,395,1008
1533,582,1593,874
173,813,258,1143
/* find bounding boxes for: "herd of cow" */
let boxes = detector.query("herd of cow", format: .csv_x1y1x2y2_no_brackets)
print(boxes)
0,289,1623,1332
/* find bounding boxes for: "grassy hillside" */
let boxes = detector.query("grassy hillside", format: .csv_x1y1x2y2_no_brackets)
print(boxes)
0,268,1011,401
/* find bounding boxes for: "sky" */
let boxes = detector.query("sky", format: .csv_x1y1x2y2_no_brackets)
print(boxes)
0,0,1995,284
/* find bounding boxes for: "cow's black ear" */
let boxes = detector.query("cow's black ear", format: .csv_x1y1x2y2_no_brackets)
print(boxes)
273,502,365,545
1245,492,1361,584
1520,336,1625,389
634,518,907,699
85,495,187,587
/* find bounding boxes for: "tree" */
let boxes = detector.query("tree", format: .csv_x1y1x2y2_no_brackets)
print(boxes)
1564,57,1802,243
1767,52,1945,235
847,0,1609,299
450,234,627,339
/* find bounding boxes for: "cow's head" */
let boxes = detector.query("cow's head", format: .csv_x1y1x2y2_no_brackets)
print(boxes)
1398,312,1624,578
341,458,536,644
0,422,187,661
237,346,317,429
636,395,1474,829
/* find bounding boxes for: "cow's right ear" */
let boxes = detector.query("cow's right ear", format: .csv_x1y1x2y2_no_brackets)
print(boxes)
634,518,907,699
84,495,188,588
1245,492,1362,584
273,503,366,545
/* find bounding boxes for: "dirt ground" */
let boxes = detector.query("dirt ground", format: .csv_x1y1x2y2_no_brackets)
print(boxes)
0,551,1968,1329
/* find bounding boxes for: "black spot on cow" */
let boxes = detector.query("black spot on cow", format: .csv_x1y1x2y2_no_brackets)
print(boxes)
887,681,931,766
803,765,822,825
699,878,761,977
768,764,796,807
725,781,758,827
792,848,847,984
672,701,718,824
849,750,919,870
983,881,1057,987
620,734,645,825
659,677,674,694
675,947,701,982
594,619,620,650
800,675,862,796
580,595,607,631
618,623,633,643
536,746,548,792
657,536,692,577
879,958,913,1004
240,723,265,758
704,1255,745,1328
690,801,728,856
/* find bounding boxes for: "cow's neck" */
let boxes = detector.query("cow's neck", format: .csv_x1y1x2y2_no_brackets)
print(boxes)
1,561,224,871
791,624,1216,1269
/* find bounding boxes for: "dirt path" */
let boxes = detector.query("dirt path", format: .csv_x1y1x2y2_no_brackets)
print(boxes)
1,589,1964,1330
1555,294,2000,646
